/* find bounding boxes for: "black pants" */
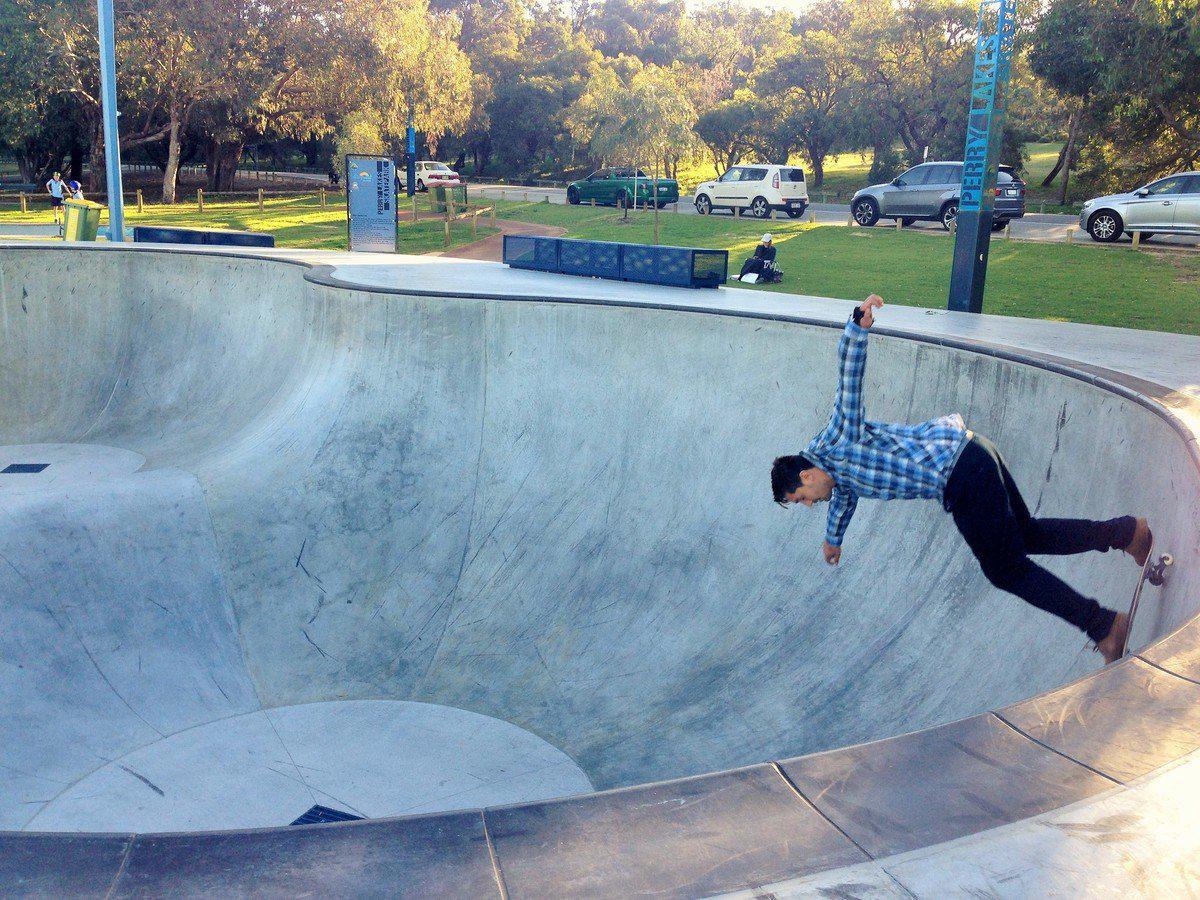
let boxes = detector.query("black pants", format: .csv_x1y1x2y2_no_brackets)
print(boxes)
943,435,1134,643
739,258,765,279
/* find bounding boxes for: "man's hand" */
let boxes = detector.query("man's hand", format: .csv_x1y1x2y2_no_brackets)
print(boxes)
858,294,884,329
822,541,842,566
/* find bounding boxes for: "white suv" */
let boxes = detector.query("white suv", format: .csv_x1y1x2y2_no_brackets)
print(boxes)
1080,172,1200,242
694,165,809,219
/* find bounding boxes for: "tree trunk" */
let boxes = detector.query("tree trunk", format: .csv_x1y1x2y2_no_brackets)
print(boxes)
88,121,106,193
69,143,85,182
1041,104,1081,190
808,151,825,189
162,113,182,204
1058,107,1081,206
207,139,244,192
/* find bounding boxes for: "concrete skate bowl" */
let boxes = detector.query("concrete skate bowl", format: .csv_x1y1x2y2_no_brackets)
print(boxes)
1,245,1199,897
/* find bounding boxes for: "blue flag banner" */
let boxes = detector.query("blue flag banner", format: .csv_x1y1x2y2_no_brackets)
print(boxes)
948,0,1018,314
346,155,397,253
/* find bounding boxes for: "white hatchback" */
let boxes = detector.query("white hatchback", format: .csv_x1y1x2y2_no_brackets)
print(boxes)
694,165,809,219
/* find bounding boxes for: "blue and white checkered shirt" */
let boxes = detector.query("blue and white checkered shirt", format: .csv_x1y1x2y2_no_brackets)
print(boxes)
804,318,969,547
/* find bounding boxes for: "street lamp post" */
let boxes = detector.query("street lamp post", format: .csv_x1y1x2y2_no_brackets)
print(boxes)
96,0,126,241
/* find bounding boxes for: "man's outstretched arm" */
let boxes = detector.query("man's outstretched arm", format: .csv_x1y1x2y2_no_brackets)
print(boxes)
828,295,883,443
822,489,859,564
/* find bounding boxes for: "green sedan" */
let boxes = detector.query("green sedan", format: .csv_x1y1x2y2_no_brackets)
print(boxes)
566,168,680,208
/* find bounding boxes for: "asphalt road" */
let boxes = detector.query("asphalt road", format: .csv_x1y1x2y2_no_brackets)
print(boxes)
470,183,1200,250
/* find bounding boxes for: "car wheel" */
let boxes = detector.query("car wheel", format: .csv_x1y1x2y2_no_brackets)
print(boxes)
1088,210,1123,242
695,194,712,215
567,186,580,205
416,179,425,192
852,197,879,227
750,196,771,219
940,203,959,231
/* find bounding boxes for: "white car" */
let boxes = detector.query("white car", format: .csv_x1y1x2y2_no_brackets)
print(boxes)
415,161,462,192
694,164,809,219
1080,172,1200,242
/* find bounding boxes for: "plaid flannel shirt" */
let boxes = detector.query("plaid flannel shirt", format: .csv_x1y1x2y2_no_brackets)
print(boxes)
804,318,969,547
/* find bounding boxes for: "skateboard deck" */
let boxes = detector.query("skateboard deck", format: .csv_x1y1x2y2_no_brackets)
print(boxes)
1119,541,1174,658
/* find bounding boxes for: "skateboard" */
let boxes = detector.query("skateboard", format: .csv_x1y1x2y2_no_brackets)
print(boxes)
1119,541,1174,658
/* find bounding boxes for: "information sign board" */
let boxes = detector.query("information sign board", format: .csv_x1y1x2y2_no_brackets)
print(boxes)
346,155,397,253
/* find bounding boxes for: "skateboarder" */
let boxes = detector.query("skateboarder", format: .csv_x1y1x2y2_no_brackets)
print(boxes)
770,294,1152,663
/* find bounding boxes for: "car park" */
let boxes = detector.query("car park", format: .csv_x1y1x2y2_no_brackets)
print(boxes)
850,162,1025,231
1080,172,1200,242
414,161,462,192
693,165,808,219
566,168,680,208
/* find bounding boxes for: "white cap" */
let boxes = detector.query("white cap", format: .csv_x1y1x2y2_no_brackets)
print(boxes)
762,233,772,243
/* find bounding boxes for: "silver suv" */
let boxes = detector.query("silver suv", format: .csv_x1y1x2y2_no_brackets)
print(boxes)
1080,172,1200,242
850,162,1026,231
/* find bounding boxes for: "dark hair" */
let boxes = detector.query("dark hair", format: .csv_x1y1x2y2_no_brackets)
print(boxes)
771,454,816,506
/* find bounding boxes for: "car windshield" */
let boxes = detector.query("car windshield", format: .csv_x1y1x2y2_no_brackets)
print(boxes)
719,168,742,182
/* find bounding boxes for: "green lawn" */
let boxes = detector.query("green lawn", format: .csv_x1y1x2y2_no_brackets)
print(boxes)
496,200,1200,335
0,194,494,253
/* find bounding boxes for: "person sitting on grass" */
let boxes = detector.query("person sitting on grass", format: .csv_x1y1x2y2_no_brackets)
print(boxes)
771,294,1151,664
737,234,779,282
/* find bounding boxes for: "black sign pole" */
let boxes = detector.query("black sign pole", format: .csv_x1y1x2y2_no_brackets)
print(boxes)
948,0,1018,314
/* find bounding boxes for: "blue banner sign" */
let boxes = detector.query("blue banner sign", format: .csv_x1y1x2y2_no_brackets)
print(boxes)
346,155,397,253
959,0,1018,214
948,0,1018,314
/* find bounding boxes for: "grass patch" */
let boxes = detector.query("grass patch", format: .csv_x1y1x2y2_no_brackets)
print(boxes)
496,200,1200,335
0,194,494,253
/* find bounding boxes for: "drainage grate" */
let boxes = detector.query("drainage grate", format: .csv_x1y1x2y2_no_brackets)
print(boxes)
290,804,364,826
2,463,49,474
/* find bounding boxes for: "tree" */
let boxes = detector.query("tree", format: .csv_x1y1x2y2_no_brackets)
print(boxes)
750,27,858,187
848,0,976,165
1028,0,1105,202
694,97,757,176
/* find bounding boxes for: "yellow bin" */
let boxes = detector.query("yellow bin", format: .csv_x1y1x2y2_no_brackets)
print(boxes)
63,199,104,241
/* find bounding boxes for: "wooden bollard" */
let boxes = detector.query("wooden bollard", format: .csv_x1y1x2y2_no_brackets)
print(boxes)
471,211,478,236
136,189,144,213
1004,223,1012,239
411,196,417,220
1066,228,1074,244
895,217,902,230
443,218,451,247
1132,230,1141,248
847,212,855,226
523,191,529,202
257,188,264,212
489,205,495,226
19,192,27,213
590,198,595,207
734,206,741,219
319,187,326,208
197,188,204,211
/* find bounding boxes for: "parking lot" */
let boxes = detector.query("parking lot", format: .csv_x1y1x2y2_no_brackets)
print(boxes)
470,184,1200,250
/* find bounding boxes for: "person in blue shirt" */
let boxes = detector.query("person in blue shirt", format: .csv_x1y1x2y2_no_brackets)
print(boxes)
771,294,1151,664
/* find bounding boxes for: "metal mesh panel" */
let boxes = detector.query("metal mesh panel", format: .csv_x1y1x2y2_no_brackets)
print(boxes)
691,250,728,287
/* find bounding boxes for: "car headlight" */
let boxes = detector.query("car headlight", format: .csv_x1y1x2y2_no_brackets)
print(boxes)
1082,199,1094,208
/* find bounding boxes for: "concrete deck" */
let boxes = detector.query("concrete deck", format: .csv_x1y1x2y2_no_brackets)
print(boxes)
1,242,1198,897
